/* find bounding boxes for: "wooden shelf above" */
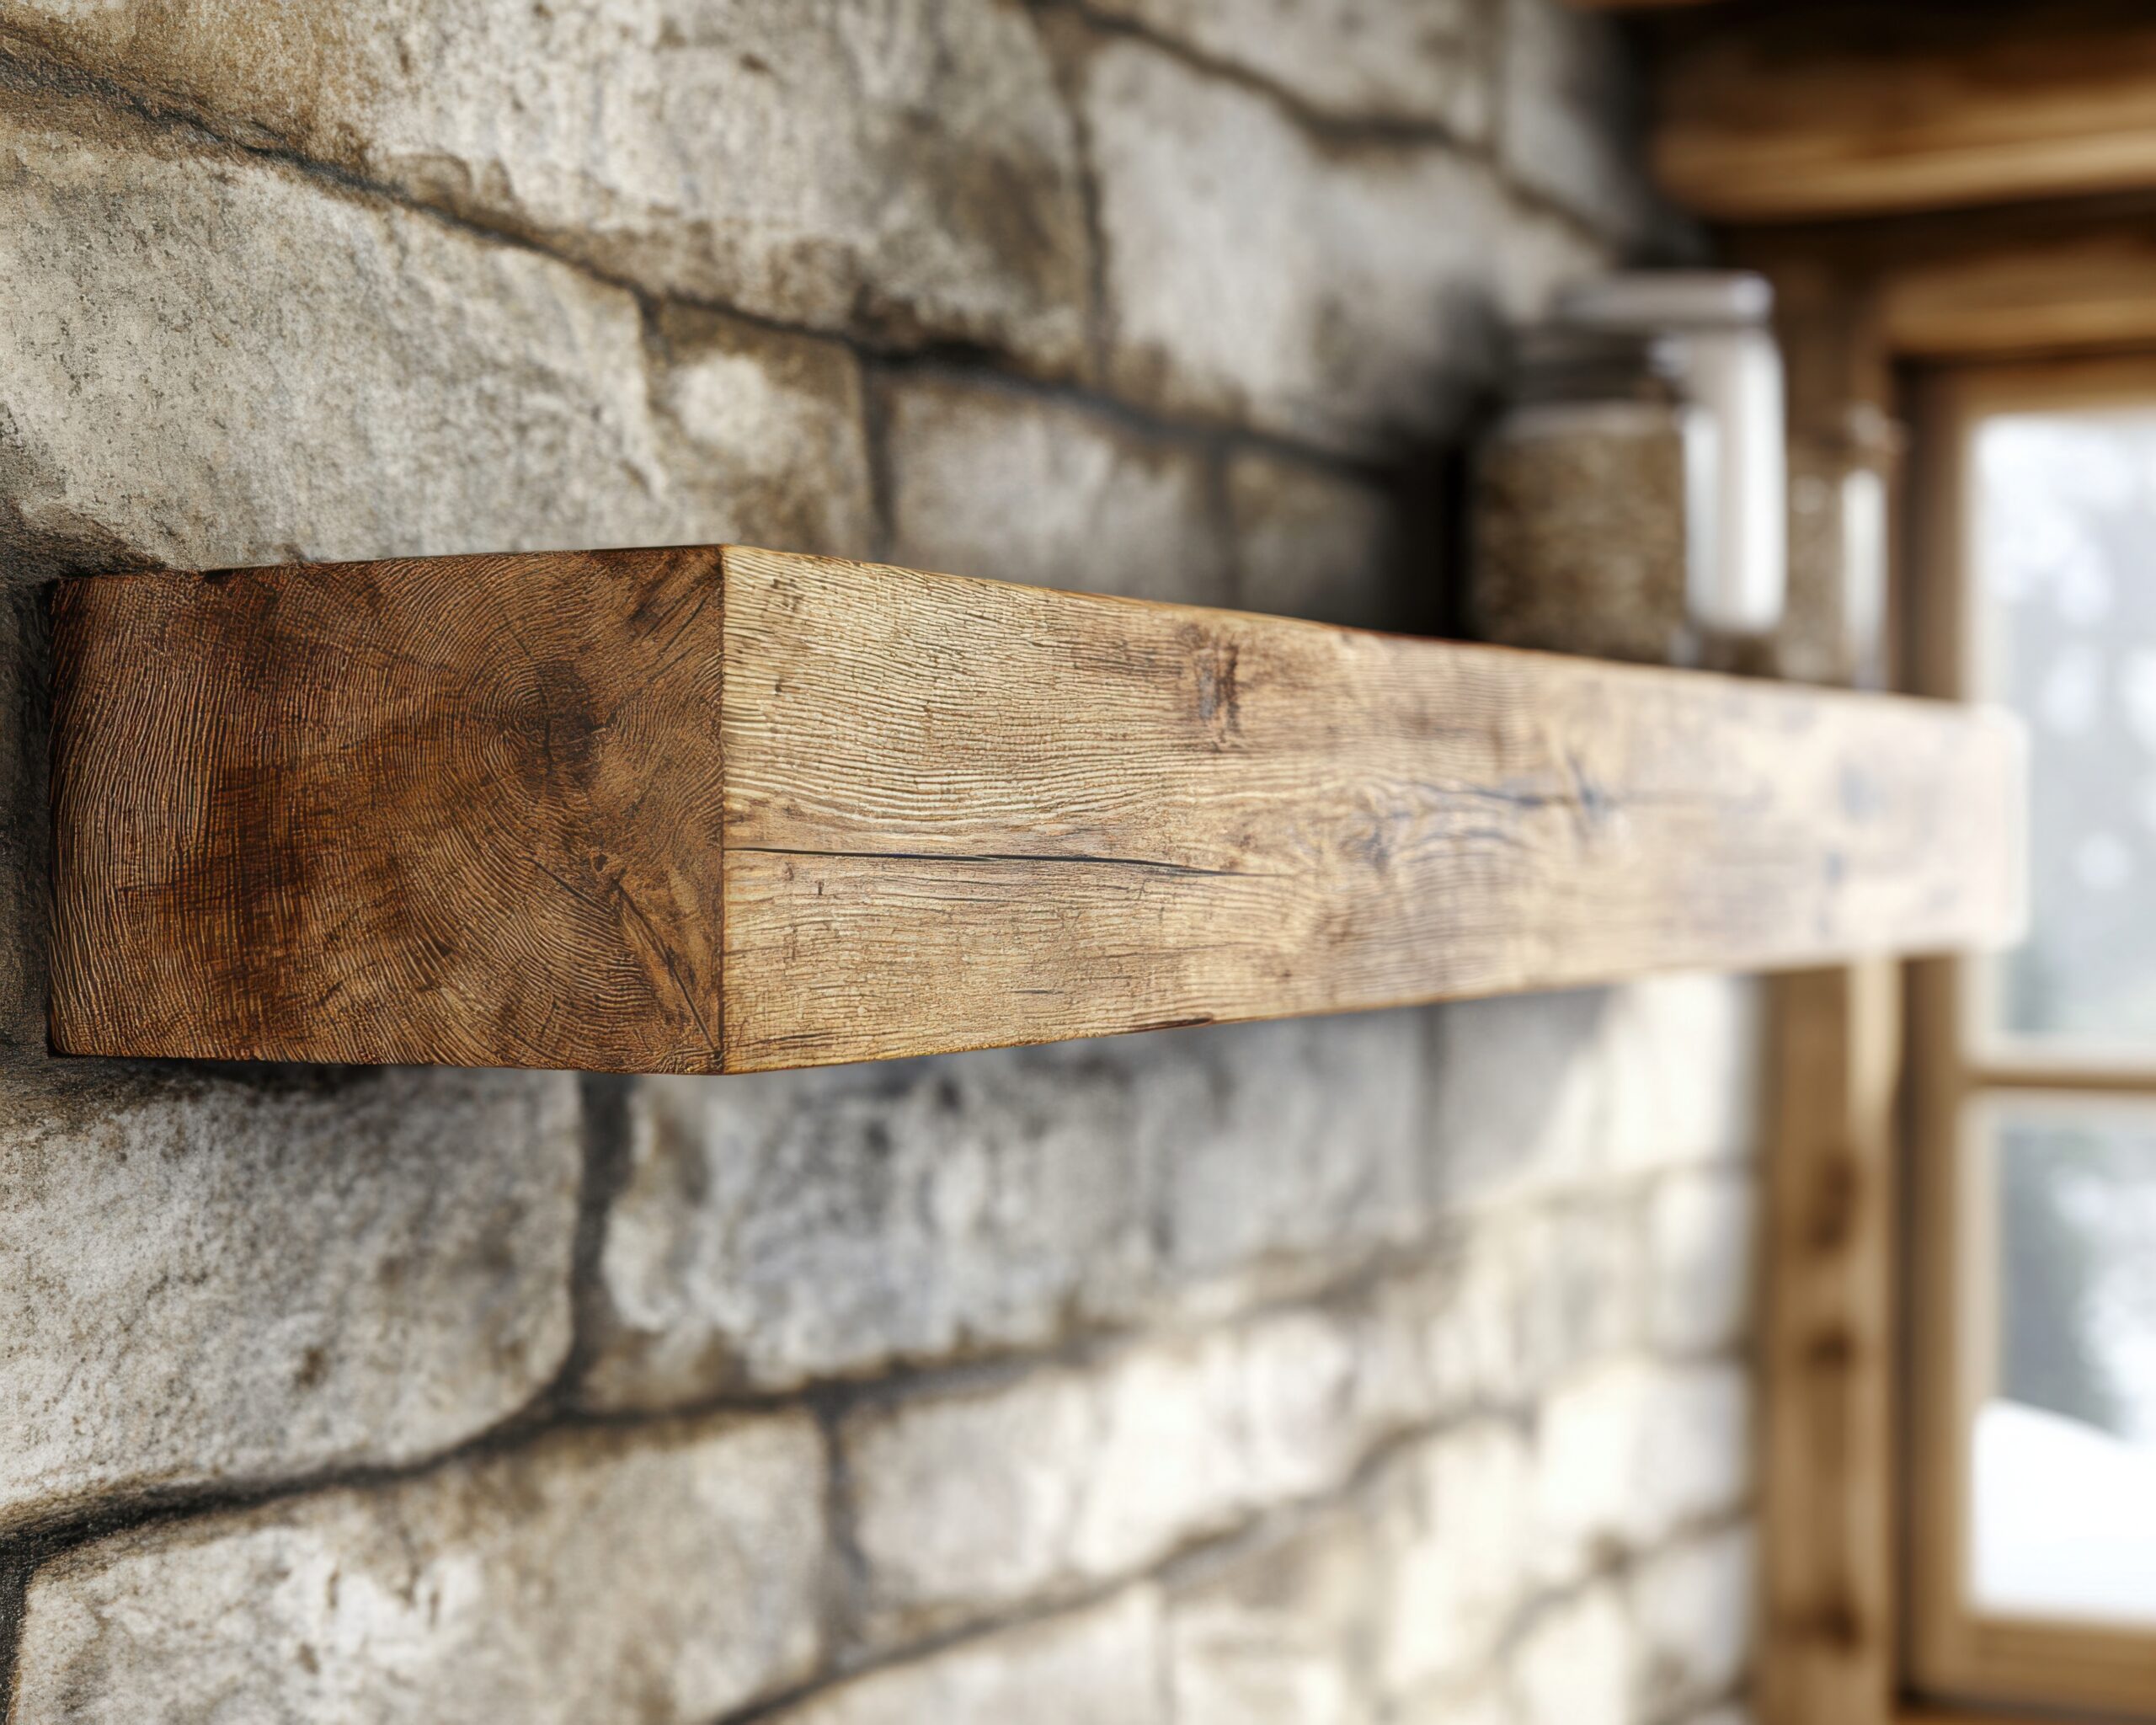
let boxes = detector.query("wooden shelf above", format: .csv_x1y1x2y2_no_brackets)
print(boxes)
47,546,2025,1075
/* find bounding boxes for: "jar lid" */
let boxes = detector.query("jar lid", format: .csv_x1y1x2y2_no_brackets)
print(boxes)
1511,325,1684,406
1555,271,1774,332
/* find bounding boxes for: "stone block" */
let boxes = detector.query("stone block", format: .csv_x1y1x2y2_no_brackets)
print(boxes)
879,372,1230,604
1081,36,1598,453
0,1066,578,1533
1085,0,1491,136
580,1015,1428,1408
1530,1359,1751,1585
10,1413,828,1724
1428,977,1763,1211
842,1306,1375,1637
1598,978,1764,1175
0,0,1091,371
1646,1171,1757,1357
1165,1510,1378,1725
1507,1579,1634,1725
0,86,870,582
1628,1525,1755,1718
646,303,877,558
1497,0,1657,241
1370,1420,1535,1700
771,1589,1164,1725
1227,451,1400,629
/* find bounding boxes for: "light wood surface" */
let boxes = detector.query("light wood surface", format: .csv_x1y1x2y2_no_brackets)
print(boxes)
51,546,2026,1074
1761,964,1902,1725
1655,5,2156,222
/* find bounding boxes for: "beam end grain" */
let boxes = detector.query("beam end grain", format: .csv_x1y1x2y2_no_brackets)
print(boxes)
48,545,2025,1075
50,548,728,1073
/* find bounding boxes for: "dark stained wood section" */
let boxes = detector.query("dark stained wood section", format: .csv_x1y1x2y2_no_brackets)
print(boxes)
50,545,2026,1074
51,549,728,1071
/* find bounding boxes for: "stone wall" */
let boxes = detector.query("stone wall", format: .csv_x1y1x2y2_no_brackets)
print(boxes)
0,2,1759,1720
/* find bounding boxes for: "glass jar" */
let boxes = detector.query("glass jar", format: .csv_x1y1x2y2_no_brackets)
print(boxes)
1471,272,1788,670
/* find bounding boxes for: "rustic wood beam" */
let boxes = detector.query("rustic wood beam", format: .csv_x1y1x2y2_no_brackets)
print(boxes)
49,546,2025,1074
1654,5,2156,222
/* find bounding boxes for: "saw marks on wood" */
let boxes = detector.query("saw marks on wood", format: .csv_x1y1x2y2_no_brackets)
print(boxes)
49,545,2024,1073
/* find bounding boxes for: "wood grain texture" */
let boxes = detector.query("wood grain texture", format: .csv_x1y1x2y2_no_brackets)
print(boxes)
51,545,2025,1074
51,548,728,1071
1760,964,1900,1725
1654,4,2156,222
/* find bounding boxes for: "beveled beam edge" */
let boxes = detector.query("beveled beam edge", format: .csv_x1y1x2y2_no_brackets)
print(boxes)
47,544,2026,1075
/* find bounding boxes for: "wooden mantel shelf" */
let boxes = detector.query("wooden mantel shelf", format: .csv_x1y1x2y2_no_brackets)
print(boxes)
47,546,2025,1075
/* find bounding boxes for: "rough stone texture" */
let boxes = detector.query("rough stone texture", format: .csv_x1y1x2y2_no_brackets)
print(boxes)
1497,0,1657,242
1427,977,1763,1211
0,0,1091,373
579,1015,1426,1409
846,1316,1359,1637
1165,1511,1377,1725
1508,1580,1634,1725
1647,1171,1757,1357
1629,1525,1755,1718
1085,0,1492,137
9,1413,827,1725
1531,1360,1751,1586
1081,35,1601,454
774,1590,1164,1725
841,1290,1460,1640
0,1067,579,1534
0,87,873,579
878,371,1230,604
1370,1421,1535,1702
1227,451,1399,628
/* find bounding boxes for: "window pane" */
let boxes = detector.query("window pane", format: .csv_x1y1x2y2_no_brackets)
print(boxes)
1972,1104,2156,1624
1975,409,2156,1049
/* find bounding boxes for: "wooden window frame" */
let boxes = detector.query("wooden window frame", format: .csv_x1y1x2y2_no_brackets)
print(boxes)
1905,355,2156,1716
1748,226,2156,1725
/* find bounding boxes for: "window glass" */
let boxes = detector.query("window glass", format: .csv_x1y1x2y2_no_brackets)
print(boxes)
1976,409,2156,1048
1972,1106,2156,1625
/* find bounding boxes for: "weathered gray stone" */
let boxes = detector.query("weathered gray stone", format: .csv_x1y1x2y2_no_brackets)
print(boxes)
1513,1199,1648,1386
1596,978,1763,1176
1391,1676,1517,1725
1081,35,1600,452
1150,1011,1428,1291
1428,977,1763,1212
843,1306,1387,1638
1647,1171,1756,1357
10,1413,826,1725
1085,0,1491,136
1369,1420,1534,1702
645,302,877,558
1412,1199,1646,1413
582,1050,1155,1408
1227,451,1398,629
1497,0,1656,241
0,0,1091,371
1530,1359,1750,1585
0,1066,579,1533
880,372,1230,604
1507,1579,1634,1725
1166,1510,1378,1725
776,1589,1163,1724
0,84,870,581
579,1015,1428,1409
1628,1525,1755,1718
